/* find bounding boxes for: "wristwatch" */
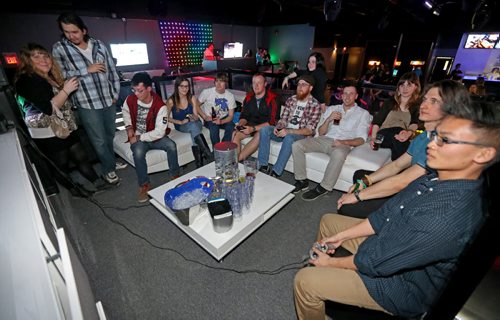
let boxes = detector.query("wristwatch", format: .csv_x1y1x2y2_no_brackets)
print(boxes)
354,190,363,202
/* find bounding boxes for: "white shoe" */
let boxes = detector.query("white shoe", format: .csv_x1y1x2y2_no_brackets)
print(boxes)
104,171,120,185
116,161,128,170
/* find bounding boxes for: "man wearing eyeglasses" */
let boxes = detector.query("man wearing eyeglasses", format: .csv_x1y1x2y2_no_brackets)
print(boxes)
257,75,321,178
294,101,500,319
122,72,180,203
337,80,470,218
292,83,371,201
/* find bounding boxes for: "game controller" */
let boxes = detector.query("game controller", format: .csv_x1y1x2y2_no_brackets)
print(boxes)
309,242,334,260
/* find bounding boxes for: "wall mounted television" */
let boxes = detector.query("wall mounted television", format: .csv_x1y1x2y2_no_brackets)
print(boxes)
110,43,149,66
464,33,499,49
223,42,243,58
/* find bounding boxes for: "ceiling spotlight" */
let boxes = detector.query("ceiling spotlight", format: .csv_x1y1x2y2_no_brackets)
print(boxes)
432,7,441,15
424,0,434,9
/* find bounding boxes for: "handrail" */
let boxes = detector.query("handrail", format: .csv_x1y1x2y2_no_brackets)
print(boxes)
151,68,397,101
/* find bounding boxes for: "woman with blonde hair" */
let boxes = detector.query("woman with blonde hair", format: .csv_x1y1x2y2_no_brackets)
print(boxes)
15,43,112,194
370,72,421,160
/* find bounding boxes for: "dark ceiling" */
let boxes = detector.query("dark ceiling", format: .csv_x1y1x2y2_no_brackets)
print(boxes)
4,0,499,33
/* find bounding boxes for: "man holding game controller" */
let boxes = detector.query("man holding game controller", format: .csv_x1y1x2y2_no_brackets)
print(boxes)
232,73,280,161
257,75,322,178
294,100,500,319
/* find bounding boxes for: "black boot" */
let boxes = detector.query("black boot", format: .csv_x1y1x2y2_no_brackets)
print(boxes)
195,134,214,163
191,146,203,168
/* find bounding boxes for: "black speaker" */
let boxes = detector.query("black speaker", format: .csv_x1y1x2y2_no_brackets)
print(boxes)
324,0,342,22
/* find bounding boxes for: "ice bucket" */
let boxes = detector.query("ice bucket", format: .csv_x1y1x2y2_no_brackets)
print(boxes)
164,177,213,226
171,205,202,226
214,142,239,183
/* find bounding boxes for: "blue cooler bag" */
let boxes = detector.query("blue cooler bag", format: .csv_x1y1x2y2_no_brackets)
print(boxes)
164,177,214,225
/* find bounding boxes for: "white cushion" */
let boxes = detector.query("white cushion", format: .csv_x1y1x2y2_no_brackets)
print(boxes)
241,138,391,192
113,127,213,174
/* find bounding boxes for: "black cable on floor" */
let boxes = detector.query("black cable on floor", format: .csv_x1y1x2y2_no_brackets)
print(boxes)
85,197,309,275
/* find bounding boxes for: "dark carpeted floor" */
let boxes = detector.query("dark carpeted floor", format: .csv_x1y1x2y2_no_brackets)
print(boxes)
51,160,347,320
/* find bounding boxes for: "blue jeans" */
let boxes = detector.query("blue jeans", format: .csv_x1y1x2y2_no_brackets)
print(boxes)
204,121,235,146
258,125,306,175
78,105,117,175
177,120,203,145
130,137,179,186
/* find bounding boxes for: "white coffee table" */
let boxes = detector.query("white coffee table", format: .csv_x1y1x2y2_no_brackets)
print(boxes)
148,162,295,260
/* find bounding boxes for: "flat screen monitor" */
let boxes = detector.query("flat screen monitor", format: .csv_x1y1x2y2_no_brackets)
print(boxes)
110,43,149,66
223,42,243,58
464,33,499,49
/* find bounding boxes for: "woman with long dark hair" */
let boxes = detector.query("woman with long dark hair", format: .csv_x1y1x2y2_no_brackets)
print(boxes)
282,52,328,111
370,72,421,160
166,76,213,167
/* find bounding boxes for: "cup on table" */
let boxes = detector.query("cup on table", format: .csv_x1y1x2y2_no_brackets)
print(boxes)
244,157,258,178
333,112,342,125
373,133,384,150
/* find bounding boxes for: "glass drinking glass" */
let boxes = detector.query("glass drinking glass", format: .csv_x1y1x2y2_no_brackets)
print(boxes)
243,157,258,178
373,133,385,150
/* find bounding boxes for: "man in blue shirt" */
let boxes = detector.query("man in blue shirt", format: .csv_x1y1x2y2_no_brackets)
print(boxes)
294,101,500,319
337,80,470,218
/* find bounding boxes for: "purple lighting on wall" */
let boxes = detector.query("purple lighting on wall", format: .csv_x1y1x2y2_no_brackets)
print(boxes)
158,21,213,67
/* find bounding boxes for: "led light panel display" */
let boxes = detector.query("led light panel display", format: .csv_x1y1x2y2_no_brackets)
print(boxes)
159,21,213,67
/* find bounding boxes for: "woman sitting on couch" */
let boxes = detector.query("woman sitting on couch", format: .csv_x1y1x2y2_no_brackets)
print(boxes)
166,76,213,168
369,72,421,160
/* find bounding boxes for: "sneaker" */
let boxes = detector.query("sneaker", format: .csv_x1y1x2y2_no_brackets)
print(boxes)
104,171,120,185
138,183,150,203
293,180,309,193
116,161,128,170
270,170,281,178
302,184,328,201
259,165,271,175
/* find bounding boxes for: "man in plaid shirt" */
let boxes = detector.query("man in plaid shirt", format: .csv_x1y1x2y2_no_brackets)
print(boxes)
257,75,321,178
52,12,121,185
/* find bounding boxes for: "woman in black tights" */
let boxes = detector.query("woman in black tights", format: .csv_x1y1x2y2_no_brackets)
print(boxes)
15,43,111,195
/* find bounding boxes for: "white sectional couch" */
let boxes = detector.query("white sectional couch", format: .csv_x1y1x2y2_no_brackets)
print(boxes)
248,139,391,192
113,125,213,174
113,89,246,174
113,88,391,192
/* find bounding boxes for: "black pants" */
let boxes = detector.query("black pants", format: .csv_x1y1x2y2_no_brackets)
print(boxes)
337,169,392,219
378,127,411,161
35,132,99,186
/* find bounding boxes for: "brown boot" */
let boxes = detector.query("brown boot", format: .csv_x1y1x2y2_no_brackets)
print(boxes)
138,183,150,203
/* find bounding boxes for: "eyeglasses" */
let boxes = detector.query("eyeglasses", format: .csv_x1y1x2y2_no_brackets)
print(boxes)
429,130,490,147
